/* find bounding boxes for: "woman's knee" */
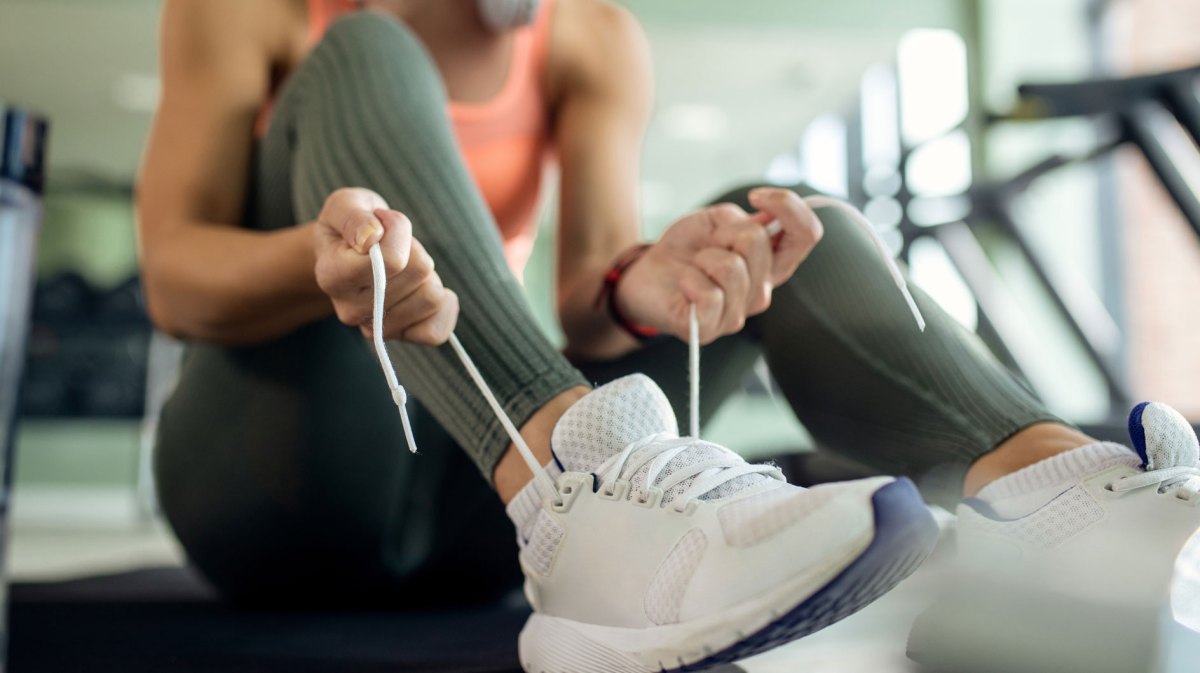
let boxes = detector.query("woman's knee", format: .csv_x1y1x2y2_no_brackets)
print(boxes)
709,183,878,286
300,10,445,103
708,182,823,212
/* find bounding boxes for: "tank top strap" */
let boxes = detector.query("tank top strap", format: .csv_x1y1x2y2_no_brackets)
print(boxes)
307,0,361,46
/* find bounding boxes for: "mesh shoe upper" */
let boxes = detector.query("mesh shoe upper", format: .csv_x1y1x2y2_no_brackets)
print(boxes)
549,374,769,505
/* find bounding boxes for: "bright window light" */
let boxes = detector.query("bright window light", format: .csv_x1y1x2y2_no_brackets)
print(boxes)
863,197,903,230
765,152,804,186
800,114,848,198
864,165,903,199
897,29,969,146
906,129,973,197
861,64,901,168
908,194,972,226
909,237,978,332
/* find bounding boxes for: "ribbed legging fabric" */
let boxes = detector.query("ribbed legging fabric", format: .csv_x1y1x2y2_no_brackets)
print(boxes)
153,12,1061,603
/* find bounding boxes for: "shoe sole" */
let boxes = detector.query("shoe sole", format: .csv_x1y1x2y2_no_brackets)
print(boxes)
520,477,939,673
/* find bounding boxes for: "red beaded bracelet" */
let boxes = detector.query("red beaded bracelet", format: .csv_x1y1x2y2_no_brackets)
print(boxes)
594,244,661,341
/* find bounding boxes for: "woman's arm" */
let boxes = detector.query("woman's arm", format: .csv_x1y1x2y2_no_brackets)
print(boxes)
551,0,653,360
137,0,333,345
553,2,822,358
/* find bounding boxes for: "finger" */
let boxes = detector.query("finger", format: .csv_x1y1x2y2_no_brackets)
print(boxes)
316,217,413,305
325,190,384,252
330,277,373,327
707,218,772,314
404,289,459,346
704,202,750,231
373,209,413,274
677,265,725,344
747,188,824,285
315,242,374,301
692,247,750,334
384,236,435,301
749,210,783,246
382,276,446,337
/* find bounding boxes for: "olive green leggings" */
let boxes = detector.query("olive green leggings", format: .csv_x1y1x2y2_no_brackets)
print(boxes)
154,12,1059,605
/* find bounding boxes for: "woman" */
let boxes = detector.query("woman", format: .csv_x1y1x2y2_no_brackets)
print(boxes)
137,1,1168,671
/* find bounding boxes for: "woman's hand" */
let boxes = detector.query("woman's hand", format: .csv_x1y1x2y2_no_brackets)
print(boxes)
313,188,458,346
615,187,823,344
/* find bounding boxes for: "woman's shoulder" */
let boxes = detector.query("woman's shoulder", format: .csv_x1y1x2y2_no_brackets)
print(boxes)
553,0,643,39
548,0,650,98
160,0,307,62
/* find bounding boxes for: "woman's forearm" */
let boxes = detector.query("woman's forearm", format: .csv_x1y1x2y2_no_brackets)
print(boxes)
142,221,334,345
559,256,641,361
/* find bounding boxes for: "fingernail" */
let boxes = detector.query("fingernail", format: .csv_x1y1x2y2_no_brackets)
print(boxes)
354,223,381,251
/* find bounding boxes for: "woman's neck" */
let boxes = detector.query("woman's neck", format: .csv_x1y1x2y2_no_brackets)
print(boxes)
368,0,492,39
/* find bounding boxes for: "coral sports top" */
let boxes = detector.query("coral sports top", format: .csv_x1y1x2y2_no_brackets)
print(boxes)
265,0,557,275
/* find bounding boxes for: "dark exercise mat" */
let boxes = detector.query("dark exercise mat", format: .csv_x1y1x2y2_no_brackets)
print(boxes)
9,567,528,673
9,567,748,673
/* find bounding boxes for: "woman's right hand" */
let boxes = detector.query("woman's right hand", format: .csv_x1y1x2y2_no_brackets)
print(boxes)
313,188,458,346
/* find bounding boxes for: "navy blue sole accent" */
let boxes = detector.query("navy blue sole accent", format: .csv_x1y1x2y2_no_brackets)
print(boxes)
675,477,939,672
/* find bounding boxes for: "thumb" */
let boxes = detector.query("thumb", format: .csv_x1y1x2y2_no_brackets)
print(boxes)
343,209,385,254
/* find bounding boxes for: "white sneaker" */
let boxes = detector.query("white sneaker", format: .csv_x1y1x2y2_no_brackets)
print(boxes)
506,374,938,673
908,402,1200,673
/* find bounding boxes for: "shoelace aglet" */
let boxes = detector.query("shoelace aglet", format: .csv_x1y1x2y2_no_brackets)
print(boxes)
393,389,419,454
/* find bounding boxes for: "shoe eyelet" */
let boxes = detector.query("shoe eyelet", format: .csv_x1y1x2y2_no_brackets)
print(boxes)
598,480,629,501
562,486,573,495
1102,483,1115,492
634,488,663,508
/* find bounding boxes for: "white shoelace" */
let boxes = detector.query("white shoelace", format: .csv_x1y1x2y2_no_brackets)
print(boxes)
368,197,925,500
596,431,785,512
1111,465,1200,502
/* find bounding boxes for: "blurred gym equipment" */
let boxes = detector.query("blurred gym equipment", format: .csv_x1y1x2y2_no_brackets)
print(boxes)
0,103,49,673
793,58,1200,436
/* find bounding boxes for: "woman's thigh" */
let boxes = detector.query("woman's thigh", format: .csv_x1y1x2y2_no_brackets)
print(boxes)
154,318,519,605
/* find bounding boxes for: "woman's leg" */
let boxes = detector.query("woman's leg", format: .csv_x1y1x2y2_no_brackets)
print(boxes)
262,12,588,476
156,325,521,605
155,12,584,603
711,185,1068,499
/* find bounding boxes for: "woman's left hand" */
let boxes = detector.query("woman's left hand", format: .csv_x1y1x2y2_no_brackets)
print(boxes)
614,187,823,344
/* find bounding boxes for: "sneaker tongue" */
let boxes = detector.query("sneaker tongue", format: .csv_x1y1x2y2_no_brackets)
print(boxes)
1129,402,1199,470
550,374,769,503
550,374,678,472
